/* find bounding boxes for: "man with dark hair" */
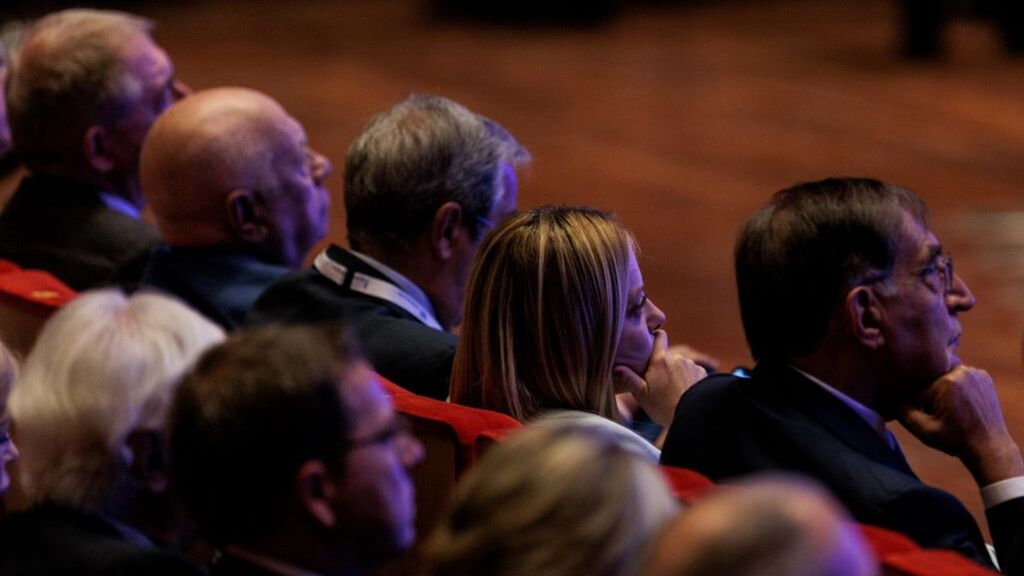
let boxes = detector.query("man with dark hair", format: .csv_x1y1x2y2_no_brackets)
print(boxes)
0,9,187,289
661,178,1024,571
138,87,331,329
250,95,529,398
168,324,423,576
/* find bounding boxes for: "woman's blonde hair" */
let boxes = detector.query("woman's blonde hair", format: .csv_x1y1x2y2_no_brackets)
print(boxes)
424,419,678,576
450,206,633,421
8,289,224,509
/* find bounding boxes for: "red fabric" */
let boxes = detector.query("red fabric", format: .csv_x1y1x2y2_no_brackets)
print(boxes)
859,524,920,559
0,261,77,311
882,549,1000,575
377,374,522,469
659,465,715,502
0,259,21,275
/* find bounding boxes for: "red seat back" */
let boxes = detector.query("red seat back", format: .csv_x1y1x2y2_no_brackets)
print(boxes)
0,260,77,356
881,549,1000,575
659,465,715,502
377,375,522,539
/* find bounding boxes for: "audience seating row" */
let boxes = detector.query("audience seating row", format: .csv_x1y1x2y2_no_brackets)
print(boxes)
382,376,1000,576
0,268,999,575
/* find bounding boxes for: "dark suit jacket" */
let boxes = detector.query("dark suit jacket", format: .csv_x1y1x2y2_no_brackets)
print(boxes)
0,174,159,290
0,504,204,576
248,245,456,399
660,361,1024,573
139,245,292,330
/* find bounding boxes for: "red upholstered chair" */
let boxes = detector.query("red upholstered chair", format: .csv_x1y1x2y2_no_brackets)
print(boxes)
376,375,522,537
659,465,715,503
881,549,1000,575
859,524,921,559
0,261,77,356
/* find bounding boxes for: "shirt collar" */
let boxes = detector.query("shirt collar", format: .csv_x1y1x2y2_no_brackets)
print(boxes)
790,365,889,441
347,249,439,326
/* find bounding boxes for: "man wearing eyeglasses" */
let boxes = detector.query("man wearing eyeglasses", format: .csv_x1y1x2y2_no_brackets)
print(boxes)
168,323,424,576
660,178,1024,572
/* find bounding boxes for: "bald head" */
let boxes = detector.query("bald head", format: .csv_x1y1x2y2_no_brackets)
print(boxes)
646,476,878,576
142,87,331,267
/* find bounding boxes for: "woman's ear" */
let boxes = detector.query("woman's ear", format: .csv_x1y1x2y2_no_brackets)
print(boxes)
845,285,885,350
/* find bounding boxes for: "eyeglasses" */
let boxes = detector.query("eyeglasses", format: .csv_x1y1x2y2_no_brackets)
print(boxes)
915,252,954,293
858,252,955,293
345,416,414,452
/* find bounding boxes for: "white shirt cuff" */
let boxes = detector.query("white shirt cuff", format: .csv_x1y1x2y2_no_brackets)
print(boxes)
981,476,1024,509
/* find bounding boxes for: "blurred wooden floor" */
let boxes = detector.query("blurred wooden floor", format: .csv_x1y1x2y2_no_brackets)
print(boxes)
17,0,1024,540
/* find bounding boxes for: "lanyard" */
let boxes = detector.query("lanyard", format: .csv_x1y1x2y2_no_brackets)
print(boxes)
313,250,443,332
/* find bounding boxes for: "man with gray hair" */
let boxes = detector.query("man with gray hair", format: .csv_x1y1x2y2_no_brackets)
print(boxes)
0,9,187,290
251,94,529,399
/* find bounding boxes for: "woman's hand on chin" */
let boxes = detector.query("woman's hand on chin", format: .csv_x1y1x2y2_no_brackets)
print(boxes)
613,330,707,428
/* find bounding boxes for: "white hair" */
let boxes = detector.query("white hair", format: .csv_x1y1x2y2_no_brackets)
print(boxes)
8,289,224,509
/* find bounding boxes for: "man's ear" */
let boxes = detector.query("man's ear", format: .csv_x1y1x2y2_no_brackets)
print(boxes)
429,201,464,262
296,460,338,529
846,285,885,350
226,188,269,244
83,125,117,174
124,429,169,494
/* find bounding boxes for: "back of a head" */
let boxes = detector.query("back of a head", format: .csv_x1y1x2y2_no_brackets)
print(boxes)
645,476,878,576
343,94,528,256
8,289,224,509
450,206,633,422
141,87,293,244
424,419,677,576
5,9,152,174
168,323,356,547
735,177,927,362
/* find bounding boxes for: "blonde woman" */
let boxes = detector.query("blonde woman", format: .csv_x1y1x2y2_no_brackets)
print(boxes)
450,206,705,459
424,419,679,576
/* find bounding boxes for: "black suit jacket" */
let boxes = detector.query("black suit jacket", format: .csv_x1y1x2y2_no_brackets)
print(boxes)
139,245,292,330
0,174,159,290
248,245,456,399
0,504,204,576
661,361,1024,573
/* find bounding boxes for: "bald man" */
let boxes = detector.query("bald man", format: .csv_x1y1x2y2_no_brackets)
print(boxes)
137,87,331,329
645,477,878,576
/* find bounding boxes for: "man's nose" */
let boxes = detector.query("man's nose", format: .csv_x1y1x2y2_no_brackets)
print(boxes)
946,273,976,313
310,150,332,184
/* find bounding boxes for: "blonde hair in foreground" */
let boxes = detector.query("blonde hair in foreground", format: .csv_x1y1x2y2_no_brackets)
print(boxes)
450,206,633,421
8,289,224,509
424,419,678,576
